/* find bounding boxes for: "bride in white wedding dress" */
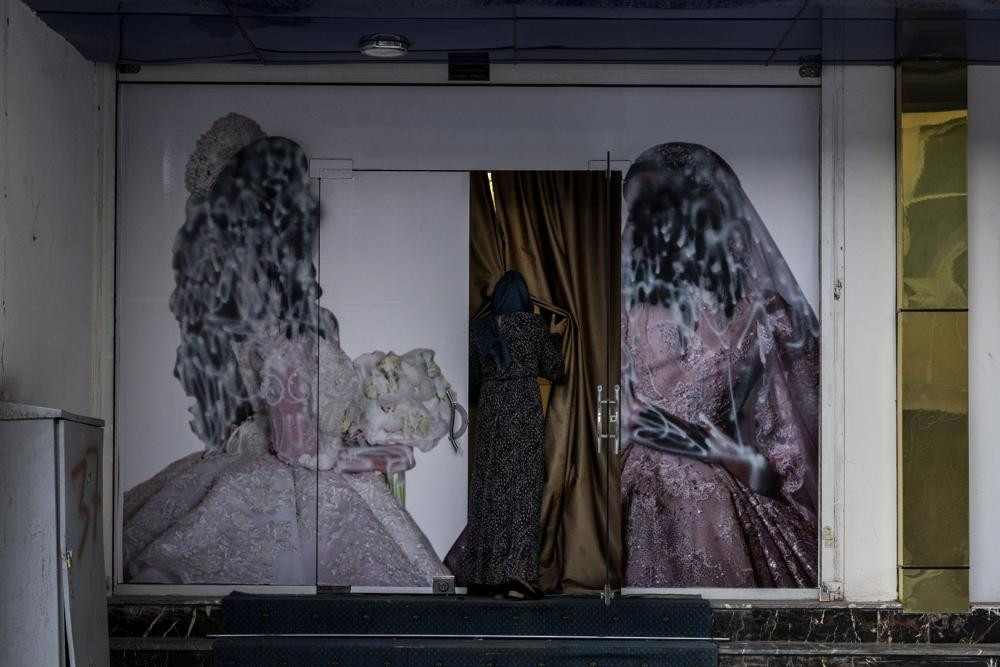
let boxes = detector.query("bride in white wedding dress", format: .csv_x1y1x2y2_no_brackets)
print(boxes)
123,114,453,586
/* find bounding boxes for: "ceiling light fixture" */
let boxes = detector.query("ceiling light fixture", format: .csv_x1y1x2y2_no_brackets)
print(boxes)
359,34,409,58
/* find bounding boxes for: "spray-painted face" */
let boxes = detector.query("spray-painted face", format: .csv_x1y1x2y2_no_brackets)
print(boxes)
623,143,753,334
170,134,330,452
620,141,820,506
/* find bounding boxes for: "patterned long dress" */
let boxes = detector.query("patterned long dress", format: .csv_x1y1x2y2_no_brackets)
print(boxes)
461,311,565,585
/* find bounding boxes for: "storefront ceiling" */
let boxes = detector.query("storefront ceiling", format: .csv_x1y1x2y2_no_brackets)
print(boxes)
21,1,1000,65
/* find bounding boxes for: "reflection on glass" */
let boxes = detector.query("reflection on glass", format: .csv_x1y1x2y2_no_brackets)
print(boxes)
898,311,968,568
899,568,969,614
896,62,969,613
898,109,968,310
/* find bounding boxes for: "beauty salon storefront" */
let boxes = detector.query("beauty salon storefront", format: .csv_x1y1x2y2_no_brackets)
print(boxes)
7,0,1000,663
112,64,891,603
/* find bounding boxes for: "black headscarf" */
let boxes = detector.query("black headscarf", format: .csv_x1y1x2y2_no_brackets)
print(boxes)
474,270,533,372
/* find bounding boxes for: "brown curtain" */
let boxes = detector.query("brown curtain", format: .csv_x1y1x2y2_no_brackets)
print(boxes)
469,171,622,593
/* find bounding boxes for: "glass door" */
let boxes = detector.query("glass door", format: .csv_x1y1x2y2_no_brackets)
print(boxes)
584,157,625,603
600,161,624,602
314,170,471,590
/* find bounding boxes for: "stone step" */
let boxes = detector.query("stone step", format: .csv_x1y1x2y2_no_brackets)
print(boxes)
222,594,712,639
212,636,718,667
108,637,1000,666
719,641,1000,666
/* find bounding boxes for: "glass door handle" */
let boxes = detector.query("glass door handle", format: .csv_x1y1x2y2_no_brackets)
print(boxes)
611,384,621,455
445,389,468,452
596,384,621,455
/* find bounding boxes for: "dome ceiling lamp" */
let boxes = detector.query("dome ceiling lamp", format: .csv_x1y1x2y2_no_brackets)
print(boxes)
359,34,410,58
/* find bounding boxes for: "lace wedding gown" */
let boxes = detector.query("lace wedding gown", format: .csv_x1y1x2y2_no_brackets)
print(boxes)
620,142,819,588
124,319,452,586
621,299,819,588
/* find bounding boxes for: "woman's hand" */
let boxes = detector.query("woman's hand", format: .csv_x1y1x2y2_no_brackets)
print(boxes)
549,314,568,336
701,421,782,499
626,394,782,499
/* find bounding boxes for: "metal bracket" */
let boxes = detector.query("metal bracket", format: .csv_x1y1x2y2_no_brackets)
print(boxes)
822,525,836,548
588,159,631,172
799,55,822,79
819,579,844,602
445,389,468,452
433,575,456,595
596,385,603,454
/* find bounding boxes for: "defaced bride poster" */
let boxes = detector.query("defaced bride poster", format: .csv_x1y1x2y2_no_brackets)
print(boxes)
119,112,470,586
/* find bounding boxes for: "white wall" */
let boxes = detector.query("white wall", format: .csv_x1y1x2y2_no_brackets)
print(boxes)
968,66,1000,604
835,66,898,601
0,0,111,416
0,0,115,588
818,66,897,604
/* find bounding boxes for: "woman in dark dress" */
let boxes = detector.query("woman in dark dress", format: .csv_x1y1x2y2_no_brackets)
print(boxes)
461,270,566,596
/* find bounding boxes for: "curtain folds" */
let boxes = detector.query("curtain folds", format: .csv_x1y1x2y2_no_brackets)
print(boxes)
468,171,621,593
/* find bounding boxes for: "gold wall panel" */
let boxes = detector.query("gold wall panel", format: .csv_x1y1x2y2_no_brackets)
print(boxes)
898,110,968,310
897,62,968,613
898,62,967,311
899,568,969,614
897,311,968,568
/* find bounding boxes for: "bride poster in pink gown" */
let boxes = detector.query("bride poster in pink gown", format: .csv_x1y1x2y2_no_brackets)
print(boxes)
620,143,819,588
123,114,455,586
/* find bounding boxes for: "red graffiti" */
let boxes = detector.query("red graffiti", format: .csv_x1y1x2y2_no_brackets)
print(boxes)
69,446,101,559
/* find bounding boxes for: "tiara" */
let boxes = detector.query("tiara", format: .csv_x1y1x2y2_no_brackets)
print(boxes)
184,112,266,196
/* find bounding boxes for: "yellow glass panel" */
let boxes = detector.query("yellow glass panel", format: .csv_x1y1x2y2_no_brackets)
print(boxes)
898,110,968,310
899,568,969,614
897,62,968,613
898,311,968,568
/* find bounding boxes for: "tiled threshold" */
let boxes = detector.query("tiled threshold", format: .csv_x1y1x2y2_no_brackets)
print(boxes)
108,599,1000,665
110,637,1000,666
111,597,1000,644
722,641,1000,663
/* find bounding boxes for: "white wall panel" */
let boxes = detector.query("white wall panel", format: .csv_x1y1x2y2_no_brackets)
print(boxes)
841,66,897,601
0,0,117,588
968,66,1000,604
0,0,104,417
